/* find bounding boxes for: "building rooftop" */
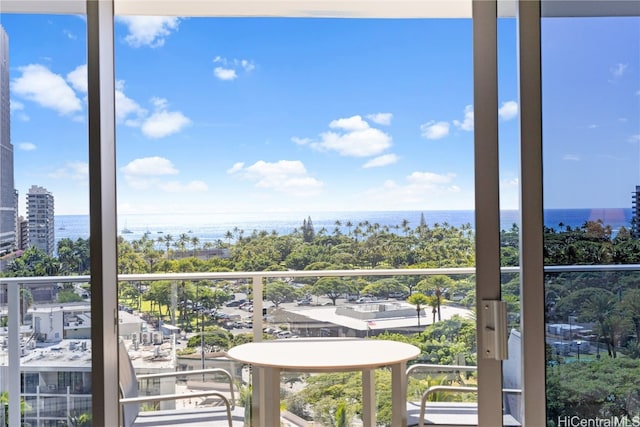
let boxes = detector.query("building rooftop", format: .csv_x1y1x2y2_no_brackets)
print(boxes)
284,303,473,332
20,339,92,370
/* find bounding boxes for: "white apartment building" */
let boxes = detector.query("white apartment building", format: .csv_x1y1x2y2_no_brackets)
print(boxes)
26,185,55,256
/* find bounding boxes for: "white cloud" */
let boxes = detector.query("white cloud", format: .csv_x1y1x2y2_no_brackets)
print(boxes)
158,180,208,193
140,97,191,138
240,59,255,72
229,160,323,197
115,80,147,125
120,157,205,193
588,124,598,129
363,154,399,168
563,154,581,161
214,67,237,81
48,161,88,181
10,100,29,121
66,64,87,93
121,157,178,190
406,171,457,186
12,64,82,115
362,171,460,206
420,121,450,140
453,105,474,131
291,137,311,146
501,177,519,188
150,97,168,109
18,142,37,151
121,157,179,176
629,134,640,143
329,115,370,131
316,128,392,157
296,115,392,158
636,90,640,96
611,63,628,78
67,161,89,180
227,162,245,174
498,100,519,121
117,16,181,48
212,56,255,81
366,113,393,126
63,29,77,40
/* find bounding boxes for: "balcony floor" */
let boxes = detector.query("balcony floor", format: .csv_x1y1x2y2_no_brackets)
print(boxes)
407,401,521,426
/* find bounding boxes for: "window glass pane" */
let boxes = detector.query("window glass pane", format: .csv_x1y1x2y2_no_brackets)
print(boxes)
114,16,477,426
0,13,90,426
498,15,523,426
542,16,640,426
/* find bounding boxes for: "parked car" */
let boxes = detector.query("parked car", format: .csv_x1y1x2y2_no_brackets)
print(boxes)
389,291,408,299
297,298,312,306
276,330,297,339
225,299,247,307
356,297,375,304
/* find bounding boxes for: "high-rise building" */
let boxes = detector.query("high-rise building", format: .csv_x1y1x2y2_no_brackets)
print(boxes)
27,185,55,256
0,25,16,257
17,215,28,250
632,185,640,238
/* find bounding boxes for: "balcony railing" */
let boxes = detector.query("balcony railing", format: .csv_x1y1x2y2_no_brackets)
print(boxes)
2,264,638,426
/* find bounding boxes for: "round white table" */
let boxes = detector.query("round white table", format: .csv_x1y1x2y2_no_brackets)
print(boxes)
227,338,420,427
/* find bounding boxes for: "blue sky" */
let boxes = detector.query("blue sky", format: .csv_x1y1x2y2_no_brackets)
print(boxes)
2,14,638,215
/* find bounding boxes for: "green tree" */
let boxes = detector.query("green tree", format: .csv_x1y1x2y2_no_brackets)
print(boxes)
362,278,406,299
265,280,298,308
407,293,429,327
0,391,31,425
312,277,351,305
58,290,83,303
186,326,231,351
5,246,61,277
418,275,453,321
302,216,315,243
143,281,173,318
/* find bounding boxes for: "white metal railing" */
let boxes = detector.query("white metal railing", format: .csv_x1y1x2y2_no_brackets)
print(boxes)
2,264,639,426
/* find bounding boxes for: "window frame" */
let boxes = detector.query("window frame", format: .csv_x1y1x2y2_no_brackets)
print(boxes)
3,1,635,425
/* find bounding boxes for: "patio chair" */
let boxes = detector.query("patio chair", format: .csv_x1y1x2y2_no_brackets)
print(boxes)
406,385,522,426
119,340,246,427
406,364,522,426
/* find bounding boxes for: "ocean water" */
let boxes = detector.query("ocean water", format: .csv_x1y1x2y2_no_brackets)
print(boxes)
54,208,634,247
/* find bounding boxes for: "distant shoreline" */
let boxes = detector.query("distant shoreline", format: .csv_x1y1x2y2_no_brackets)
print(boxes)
53,208,634,247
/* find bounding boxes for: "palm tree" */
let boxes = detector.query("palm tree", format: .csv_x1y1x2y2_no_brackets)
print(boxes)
345,220,353,236
407,293,429,327
190,236,200,256
621,289,640,341
178,233,190,253
164,234,174,254
420,275,453,321
224,230,233,247
428,295,439,324
582,292,617,357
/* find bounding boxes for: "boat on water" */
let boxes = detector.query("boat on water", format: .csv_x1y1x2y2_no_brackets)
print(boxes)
121,221,133,234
